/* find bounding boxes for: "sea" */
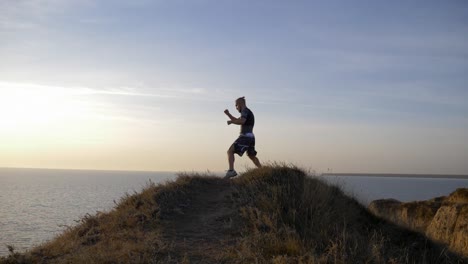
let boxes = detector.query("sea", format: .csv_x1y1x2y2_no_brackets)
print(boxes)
0,168,467,256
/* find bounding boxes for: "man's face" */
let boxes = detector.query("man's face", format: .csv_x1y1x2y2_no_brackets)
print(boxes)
235,102,241,113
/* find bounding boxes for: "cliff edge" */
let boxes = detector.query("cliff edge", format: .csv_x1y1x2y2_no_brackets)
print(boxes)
369,188,468,257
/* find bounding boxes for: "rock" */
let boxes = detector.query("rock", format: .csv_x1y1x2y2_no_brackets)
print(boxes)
427,205,461,242
427,203,468,256
368,199,401,218
453,205,468,255
368,188,468,257
398,201,440,232
368,199,439,232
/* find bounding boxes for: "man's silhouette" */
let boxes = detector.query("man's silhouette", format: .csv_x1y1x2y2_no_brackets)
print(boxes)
224,96,261,178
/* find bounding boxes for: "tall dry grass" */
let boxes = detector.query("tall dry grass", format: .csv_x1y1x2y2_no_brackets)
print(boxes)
226,164,465,263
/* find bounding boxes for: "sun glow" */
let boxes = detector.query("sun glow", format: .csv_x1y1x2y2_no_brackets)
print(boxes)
0,81,158,170
0,82,97,144
1,83,85,128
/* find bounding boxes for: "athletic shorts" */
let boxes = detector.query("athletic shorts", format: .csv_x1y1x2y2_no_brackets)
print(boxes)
232,136,257,157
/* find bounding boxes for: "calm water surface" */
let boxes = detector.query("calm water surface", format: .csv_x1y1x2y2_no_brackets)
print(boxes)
0,168,467,256
320,174,468,204
0,168,176,256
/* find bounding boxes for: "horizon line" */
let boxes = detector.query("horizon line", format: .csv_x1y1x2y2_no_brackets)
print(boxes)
1,166,467,178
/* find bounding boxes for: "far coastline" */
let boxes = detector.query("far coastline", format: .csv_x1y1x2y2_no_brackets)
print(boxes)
322,173,468,180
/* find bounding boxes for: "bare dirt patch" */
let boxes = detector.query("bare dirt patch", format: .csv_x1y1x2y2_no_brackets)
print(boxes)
161,179,241,263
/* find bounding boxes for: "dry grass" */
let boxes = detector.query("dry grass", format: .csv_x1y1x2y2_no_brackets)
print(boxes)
1,165,466,263
446,188,468,204
226,164,466,263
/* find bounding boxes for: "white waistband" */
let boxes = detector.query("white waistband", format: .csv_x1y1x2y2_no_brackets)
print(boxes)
242,133,255,138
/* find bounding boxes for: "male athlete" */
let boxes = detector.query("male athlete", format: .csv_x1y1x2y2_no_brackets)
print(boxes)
224,96,261,178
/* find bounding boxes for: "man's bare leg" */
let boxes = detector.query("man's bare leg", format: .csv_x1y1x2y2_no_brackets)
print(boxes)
227,145,235,171
249,155,262,168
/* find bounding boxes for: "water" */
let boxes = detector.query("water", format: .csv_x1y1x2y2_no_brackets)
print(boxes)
0,168,467,256
0,168,176,256
320,174,468,205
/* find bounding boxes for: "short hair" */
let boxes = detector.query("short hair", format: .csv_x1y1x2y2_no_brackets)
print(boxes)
236,96,246,104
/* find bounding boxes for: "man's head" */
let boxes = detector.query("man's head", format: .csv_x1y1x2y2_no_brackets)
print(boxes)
235,96,246,112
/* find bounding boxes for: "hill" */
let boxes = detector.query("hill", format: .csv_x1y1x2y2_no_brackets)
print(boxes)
1,165,466,263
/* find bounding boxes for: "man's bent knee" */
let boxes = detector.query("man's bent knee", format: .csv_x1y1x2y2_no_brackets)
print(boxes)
227,145,235,154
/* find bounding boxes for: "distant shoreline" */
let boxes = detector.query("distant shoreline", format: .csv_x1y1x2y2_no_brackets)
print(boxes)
1,167,467,179
322,173,468,180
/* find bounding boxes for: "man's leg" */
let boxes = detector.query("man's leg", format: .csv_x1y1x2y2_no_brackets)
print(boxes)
248,154,262,168
227,144,235,171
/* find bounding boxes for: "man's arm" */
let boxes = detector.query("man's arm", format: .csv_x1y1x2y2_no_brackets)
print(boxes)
224,109,236,121
224,109,246,125
228,118,246,125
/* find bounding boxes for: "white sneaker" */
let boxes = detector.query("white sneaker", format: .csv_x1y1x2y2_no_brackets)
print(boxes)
224,170,238,179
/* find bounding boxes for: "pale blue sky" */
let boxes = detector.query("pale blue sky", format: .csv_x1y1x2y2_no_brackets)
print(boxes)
1,0,467,173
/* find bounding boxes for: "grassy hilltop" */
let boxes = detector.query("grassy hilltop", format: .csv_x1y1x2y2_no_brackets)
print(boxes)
1,165,466,263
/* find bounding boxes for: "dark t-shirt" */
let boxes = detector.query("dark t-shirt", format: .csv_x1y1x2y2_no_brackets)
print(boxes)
240,107,255,135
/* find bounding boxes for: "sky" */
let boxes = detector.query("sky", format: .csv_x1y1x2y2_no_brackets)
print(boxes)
1,0,467,174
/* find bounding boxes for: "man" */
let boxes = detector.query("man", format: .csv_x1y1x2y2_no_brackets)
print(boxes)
224,96,261,178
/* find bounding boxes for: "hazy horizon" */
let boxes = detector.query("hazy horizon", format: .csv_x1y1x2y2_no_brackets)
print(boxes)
2,166,468,178
1,1,467,174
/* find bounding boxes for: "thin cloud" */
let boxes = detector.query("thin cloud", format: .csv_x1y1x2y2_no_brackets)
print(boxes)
0,0,85,32
0,81,177,98
77,88,176,98
353,82,468,108
0,81,221,102
0,81,217,125
158,87,207,94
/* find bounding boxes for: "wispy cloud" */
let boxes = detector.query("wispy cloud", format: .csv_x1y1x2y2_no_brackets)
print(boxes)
76,87,176,98
354,82,468,107
158,87,207,94
0,0,85,32
0,81,217,126
0,81,181,98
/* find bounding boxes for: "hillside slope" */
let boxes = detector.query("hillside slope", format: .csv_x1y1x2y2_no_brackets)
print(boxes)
1,166,466,263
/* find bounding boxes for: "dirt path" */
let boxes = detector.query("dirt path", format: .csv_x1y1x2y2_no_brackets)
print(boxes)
161,179,241,263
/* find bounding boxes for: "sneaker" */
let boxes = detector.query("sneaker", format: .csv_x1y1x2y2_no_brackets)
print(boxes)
224,170,238,179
